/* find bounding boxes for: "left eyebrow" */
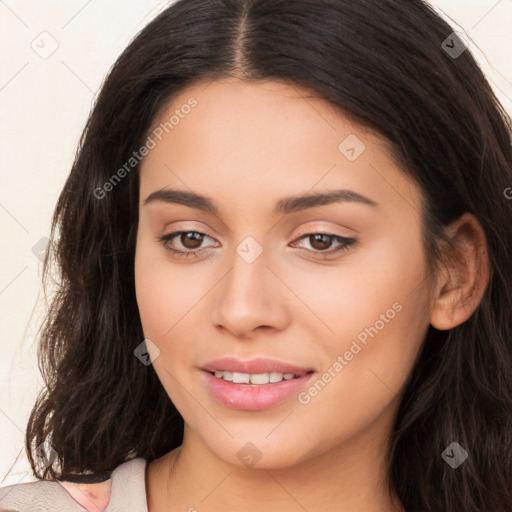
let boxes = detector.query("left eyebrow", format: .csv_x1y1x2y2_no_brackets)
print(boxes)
143,188,379,214
273,189,379,214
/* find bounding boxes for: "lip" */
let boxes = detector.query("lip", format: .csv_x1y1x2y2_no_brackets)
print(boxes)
202,370,316,411
200,357,316,411
201,357,314,375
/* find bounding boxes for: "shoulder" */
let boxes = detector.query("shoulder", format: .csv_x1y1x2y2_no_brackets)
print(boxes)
0,478,93,512
0,457,147,512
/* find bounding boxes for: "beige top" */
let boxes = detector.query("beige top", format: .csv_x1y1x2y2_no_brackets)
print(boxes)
0,457,148,512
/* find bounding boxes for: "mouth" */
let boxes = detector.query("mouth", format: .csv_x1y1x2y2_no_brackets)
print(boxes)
201,367,316,411
200,356,316,410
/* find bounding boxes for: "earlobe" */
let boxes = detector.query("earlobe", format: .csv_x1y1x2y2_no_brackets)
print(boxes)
429,213,490,331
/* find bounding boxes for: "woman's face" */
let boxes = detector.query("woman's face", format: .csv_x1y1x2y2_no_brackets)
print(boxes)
135,78,434,469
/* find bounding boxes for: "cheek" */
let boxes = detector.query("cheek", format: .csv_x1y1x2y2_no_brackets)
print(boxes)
294,233,430,390
134,233,167,340
303,300,429,453
294,288,429,456
134,235,201,404
134,231,207,341
291,232,427,335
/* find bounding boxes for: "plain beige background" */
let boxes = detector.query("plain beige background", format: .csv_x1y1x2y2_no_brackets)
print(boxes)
1,0,511,487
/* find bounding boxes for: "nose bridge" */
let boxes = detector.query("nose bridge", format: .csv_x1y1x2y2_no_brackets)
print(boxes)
212,234,289,335
222,237,272,314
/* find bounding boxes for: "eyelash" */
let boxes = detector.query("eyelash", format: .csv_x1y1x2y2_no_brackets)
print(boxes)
158,230,358,259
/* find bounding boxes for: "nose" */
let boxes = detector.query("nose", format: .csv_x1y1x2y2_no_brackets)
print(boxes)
211,242,291,339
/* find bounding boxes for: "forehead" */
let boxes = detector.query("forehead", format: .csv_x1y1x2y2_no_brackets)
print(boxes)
139,78,423,221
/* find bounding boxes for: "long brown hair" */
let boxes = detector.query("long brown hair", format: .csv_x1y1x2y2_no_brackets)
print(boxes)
22,1,512,510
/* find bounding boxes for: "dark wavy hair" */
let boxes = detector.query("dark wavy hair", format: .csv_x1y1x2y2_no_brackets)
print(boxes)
21,0,512,510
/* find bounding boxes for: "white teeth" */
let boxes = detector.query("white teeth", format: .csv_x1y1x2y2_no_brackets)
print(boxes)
269,372,283,383
215,370,233,381
212,371,301,384
232,372,250,384
249,373,269,385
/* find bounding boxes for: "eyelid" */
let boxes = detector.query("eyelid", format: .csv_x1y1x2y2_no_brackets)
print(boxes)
292,223,355,240
161,221,217,239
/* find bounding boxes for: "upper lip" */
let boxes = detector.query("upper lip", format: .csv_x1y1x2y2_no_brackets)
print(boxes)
202,357,314,375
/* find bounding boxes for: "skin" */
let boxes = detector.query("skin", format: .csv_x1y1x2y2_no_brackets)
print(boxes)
58,480,111,511
134,78,490,512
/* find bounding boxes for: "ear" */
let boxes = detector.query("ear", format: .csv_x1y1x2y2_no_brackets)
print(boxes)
429,212,491,330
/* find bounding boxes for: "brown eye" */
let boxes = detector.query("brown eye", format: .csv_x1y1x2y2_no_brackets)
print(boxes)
159,230,218,257
291,232,357,257
180,231,204,249
308,233,333,251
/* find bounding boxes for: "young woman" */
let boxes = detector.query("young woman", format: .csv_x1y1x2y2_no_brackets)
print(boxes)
1,0,511,511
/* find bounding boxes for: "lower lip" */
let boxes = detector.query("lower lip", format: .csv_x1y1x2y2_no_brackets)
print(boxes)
202,370,315,411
